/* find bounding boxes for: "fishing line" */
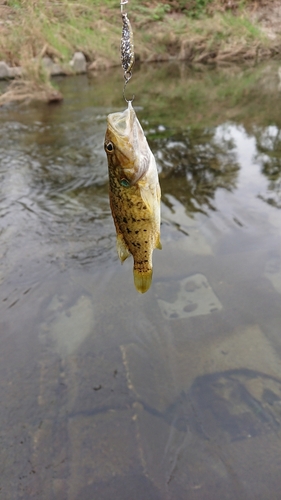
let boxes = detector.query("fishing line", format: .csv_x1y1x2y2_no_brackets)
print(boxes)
120,0,135,103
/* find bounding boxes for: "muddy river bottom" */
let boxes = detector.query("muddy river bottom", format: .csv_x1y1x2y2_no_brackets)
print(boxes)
1,62,281,499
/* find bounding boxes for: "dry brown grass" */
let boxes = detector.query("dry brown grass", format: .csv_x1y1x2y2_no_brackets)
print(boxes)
0,45,63,106
0,78,63,106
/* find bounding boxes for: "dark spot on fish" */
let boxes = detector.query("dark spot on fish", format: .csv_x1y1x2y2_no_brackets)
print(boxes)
144,260,148,263
135,230,139,234
143,229,147,231
123,217,128,223
126,228,132,234
143,206,147,210
145,241,148,244
132,217,136,222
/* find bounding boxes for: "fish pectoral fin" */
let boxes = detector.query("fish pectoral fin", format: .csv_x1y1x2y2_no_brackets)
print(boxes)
133,268,152,294
116,234,131,263
139,185,156,214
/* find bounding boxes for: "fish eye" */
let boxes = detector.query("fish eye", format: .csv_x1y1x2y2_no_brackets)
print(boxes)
120,178,130,188
105,141,114,153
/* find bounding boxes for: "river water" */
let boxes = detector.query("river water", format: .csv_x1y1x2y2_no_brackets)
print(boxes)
1,61,281,499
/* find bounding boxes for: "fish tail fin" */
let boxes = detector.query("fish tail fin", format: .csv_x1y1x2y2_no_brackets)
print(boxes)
133,268,153,294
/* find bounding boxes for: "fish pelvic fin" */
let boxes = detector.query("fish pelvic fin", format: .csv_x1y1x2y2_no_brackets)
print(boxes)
116,234,131,263
133,268,153,294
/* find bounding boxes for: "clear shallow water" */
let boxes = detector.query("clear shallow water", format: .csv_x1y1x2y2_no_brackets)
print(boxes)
1,62,281,499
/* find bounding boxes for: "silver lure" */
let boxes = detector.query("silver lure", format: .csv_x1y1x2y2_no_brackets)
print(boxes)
121,12,134,81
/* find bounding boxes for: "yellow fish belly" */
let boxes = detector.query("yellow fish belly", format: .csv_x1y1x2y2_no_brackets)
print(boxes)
109,175,161,293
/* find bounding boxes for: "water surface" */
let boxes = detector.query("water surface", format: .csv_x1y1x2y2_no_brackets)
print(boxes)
1,61,281,499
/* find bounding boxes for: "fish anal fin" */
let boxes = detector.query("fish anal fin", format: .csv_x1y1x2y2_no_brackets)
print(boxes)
117,234,131,263
156,234,162,250
133,269,152,294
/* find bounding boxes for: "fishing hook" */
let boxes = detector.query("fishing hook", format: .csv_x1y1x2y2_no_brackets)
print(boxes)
120,0,128,14
123,72,135,103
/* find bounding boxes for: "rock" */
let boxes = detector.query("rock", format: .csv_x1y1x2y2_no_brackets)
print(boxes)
42,56,65,76
145,53,171,63
42,56,53,73
69,52,87,74
46,90,64,103
88,57,111,71
0,61,9,79
51,63,65,76
156,273,222,320
7,66,22,78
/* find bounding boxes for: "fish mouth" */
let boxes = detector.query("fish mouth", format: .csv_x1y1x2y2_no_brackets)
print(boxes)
107,101,149,161
106,101,151,184
107,101,136,137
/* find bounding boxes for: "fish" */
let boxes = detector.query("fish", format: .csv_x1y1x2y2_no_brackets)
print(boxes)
104,101,161,293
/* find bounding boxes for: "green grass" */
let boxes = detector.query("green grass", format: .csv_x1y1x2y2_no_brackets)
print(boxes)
222,12,264,41
0,0,277,75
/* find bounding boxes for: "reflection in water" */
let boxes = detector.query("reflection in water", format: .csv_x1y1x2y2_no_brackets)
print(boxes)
254,125,281,208
154,127,239,214
1,62,281,499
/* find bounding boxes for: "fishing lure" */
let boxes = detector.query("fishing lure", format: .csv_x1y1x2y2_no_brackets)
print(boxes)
121,12,134,80
120,0,134,100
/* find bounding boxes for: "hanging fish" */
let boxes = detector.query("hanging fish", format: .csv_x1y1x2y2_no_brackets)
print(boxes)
104,101,161,293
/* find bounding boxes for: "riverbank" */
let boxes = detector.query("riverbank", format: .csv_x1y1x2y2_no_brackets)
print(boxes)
0,0,280,104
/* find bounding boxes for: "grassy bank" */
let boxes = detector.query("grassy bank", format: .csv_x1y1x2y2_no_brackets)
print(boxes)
1,0,279,66
0,0,280,104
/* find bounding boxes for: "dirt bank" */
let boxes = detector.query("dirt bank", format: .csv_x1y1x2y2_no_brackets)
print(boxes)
0,0,280,104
